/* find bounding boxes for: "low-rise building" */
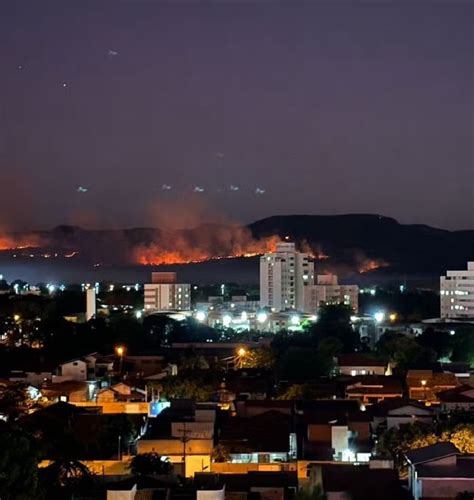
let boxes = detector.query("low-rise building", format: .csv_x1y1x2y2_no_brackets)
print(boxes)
337,354,388,376
144,272,191,312
406,443,474,500
440,262,474,320
303,275,359,314
407,370,459,403
437,384,474,412
344,376,403,405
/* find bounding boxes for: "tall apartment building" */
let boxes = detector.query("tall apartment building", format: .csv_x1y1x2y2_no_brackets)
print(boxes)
144,272,191,312
440,262,474,319
260,242,314,311
303,275,359,314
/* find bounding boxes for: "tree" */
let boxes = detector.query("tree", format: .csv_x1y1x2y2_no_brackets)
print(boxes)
211,444,230,463
128,452,173,476
441,424,474,453
0,383,31,421
0,425,40,500
376,422,438,467
278,384,321,400
241,348,276,370
304,304,358,351
38,458,95,498
159,376,214,402
376,333,435,370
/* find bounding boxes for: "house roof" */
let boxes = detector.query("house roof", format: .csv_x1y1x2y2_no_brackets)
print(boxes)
337,354,386,368
437,385,474,403
194,472,297,491
220,410,291,453
41,380,88,395
346,377,403,395
405,443,459,465
368,398,431,417
318,464,408,500
407,371,458,387
417,457,474,478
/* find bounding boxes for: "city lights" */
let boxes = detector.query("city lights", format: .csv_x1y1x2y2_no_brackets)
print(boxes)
257,312,268,323
374,311,385,323
196,310,206,322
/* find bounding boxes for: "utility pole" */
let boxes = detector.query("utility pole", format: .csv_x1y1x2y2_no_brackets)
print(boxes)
179,422,192,478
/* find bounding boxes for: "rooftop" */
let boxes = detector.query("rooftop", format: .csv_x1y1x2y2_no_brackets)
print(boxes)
405,443,459,465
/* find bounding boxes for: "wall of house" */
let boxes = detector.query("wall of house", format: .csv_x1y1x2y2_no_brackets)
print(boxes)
197,487,225,500
68,389,88,402
348,421,370,441
386,415,433,429
340,366,385,376
307,424,331,443
421,478,474,499
171,422,214,439
137,438,213,455
72,401,150,414
61,360,87,381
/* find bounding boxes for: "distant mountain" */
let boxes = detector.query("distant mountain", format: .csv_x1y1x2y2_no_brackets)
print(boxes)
1,214,473,283
249,214,474,275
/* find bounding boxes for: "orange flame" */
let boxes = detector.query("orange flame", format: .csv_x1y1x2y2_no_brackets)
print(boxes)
135,228,281,265
358,259,390,273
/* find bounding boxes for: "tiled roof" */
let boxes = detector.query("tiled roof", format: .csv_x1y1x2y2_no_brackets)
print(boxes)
405,443,459,465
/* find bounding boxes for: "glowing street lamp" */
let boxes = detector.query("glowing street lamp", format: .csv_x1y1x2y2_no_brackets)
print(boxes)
374,311,385,323
290,315,300,326
222,314,232,328
196,310,206,322
116,345,125,374
257,312,268,324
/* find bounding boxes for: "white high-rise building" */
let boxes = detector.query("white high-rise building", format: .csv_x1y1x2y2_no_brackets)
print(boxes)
303,275,359,314
86,288,96,321
260,242,314,311
440,262,474,319
144,272,191,312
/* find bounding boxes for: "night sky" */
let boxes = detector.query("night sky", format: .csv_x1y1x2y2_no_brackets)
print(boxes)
1,0,472,231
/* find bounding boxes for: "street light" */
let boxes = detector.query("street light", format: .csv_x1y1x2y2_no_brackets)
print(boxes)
116,345,125,374
257,312,268,323
421,379,427,402
374,311,385,323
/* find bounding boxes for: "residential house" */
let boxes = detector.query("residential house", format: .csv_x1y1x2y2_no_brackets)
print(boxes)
370,399,434,431
95,382,147,404
406,443,474,500
344,376,403,405
41,381,89,403
306,463,409,500
407,370,459,403
437,384,474,412
337,354,387,376
194,472,298,500
137,403,215,476
219,411,293,464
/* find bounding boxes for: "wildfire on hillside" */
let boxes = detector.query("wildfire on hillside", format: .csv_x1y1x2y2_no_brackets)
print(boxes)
0,234,43,252
358,259,390,273
135,229,282,265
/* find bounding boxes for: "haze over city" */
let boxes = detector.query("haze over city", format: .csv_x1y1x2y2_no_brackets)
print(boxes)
1,0,472,231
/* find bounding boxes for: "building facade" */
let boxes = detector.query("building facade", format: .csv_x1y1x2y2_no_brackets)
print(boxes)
303,275,359,314
260,242,314,311
144,272,191,312
440,262,474,319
